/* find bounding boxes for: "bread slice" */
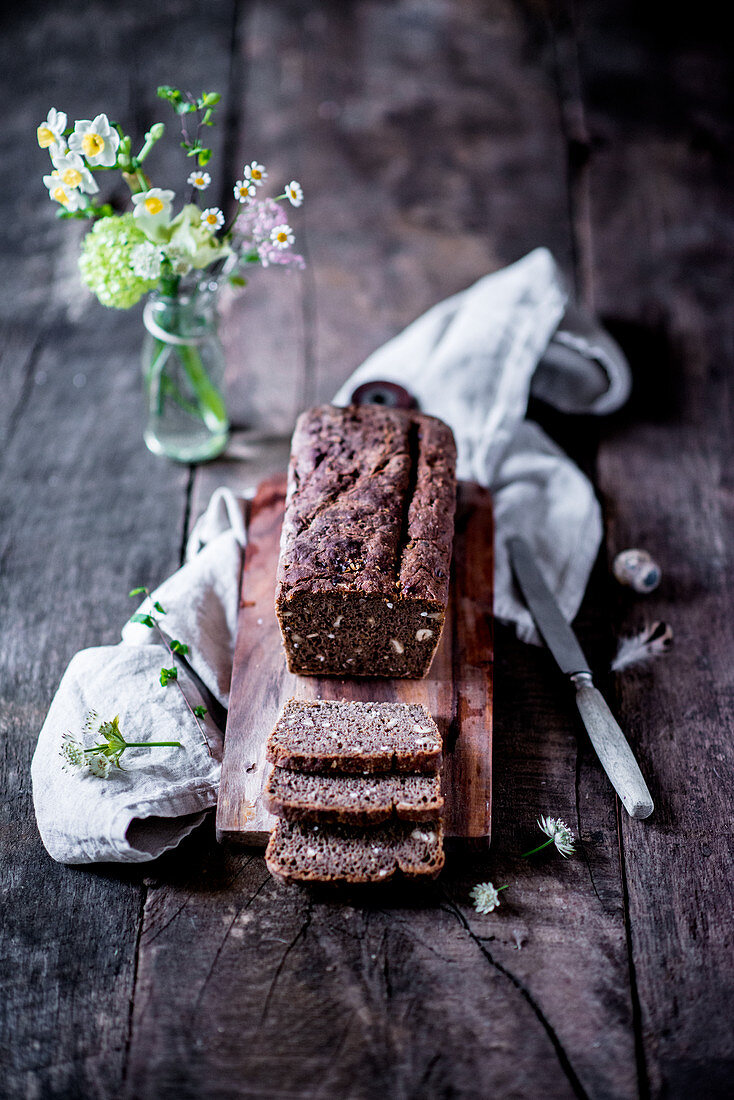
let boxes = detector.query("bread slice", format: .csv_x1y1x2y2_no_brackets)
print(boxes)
264,766,443,826
265,819,444,884
265,698,442,774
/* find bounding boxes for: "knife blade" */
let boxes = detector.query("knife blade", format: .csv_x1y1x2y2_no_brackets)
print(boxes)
158,626,228,736
508,536,654,820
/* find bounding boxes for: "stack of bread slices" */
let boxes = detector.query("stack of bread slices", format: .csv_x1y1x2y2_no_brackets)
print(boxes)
264,698,445,884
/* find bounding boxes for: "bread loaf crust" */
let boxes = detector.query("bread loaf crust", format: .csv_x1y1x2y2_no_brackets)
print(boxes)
275,404,457,677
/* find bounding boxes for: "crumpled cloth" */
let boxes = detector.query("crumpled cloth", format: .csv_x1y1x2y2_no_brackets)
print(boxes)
32,248,630,864
31,489,247,864
333,248,630,641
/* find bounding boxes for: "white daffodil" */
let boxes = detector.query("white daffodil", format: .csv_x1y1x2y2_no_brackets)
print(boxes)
243,160,267,186
285,180,303,207
187,170,211,191
37,108,67,153
233,180,256,203
270,223,294,249
200,207,225,232
51,151,99,195
470,882,508,914
68,114,120,167
43,172,85,212
132,188,175,243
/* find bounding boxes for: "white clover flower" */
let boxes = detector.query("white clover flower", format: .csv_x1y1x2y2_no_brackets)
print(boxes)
131,241,163,280
538,816,576,857
270,223,294,249
60,732,86,771
132,188,175,241
233,180,256,203
187,170,211,191
243,161,267,186
285,180,303,207
37,108,67,153
51,151,99,195
200,207,225,232
68,114,120,167
43,172,85,212
470,882,503,915
88,753,112,779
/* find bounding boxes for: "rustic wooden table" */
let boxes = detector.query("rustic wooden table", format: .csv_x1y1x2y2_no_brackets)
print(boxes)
2,3,732,1098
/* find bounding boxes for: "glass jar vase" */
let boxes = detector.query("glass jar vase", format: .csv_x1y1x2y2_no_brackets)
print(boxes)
141,285,229,463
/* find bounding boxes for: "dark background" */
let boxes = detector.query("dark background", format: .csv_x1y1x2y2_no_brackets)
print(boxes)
1,2,733,1098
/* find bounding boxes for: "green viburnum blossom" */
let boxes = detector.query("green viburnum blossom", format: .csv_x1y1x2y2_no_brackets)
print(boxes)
78,213,159,308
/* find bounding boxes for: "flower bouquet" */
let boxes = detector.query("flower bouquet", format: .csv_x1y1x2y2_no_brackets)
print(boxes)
38,87,305,461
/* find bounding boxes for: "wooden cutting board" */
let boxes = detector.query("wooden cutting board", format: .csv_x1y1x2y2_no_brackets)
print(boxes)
216,475,493,847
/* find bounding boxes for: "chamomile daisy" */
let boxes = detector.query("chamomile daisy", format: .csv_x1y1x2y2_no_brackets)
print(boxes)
270,223,294,249
187,170,211,191
200,207,225,231
284,180,303,207
243,160,267,186
233,180,256,203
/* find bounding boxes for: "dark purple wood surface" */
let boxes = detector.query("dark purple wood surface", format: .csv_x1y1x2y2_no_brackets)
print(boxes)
1,2,732,1098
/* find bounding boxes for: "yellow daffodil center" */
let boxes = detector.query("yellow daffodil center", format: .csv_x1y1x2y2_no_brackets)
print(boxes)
276,231,288,243
37,125,56,148
82,132,105,157
144,196,164,215
61,167,83,187
195,177,205,186
52,186,69,205
205,214,218,225
250,168,262,180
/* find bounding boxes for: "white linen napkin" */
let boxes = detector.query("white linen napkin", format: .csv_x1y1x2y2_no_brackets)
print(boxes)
332,247,630,642
31,495,246,864
32,248,630,864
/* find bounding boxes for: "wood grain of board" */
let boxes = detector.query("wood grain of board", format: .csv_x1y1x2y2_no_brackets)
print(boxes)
216,475,493,846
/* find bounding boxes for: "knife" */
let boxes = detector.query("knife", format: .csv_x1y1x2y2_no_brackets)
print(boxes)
158,626,229,736
508,536,654,819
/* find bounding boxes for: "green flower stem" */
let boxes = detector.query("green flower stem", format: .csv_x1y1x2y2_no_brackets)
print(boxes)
520,839,554,859
120,741,181,748
178,342,227,428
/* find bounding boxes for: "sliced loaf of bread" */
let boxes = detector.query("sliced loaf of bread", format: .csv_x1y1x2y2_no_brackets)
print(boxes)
266,819,444,884
265,698,442,774
264,766,443,825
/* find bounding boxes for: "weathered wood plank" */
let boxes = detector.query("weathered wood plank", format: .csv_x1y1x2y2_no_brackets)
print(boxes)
0,2,237,1097
132,3,639,1098
557,1,734,1094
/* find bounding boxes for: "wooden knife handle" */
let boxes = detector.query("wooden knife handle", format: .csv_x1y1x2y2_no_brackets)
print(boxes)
573,675,654,819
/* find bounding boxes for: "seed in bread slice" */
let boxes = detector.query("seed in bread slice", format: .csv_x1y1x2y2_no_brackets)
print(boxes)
265,819,444,884
266,698,441,774
264,766,443,825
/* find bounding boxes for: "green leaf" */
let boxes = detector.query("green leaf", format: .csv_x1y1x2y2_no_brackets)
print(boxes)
154,601,166,615
129,587,147,597
157,85,181,103
201,92,221,106
228,274,247,287
198,148,212,166
98,715,126,748
159,666,178,687
193,705,207,719
170,640,189,655
131,613,155,628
